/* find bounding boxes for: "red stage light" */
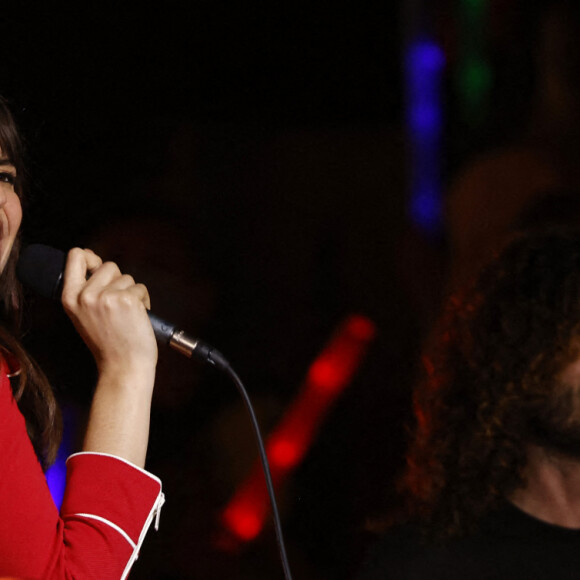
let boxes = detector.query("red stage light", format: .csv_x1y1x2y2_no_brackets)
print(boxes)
268,438,301,469
218,314,376,547
223,504,263,541
308,358,344,393
347,315,376,341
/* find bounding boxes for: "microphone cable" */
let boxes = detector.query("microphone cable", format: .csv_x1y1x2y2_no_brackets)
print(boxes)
170,340,293,579
215,357,294,580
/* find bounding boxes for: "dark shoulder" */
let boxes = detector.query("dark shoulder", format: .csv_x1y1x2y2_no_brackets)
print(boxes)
355,506,515,580
355,503,580,580
356,523,442,580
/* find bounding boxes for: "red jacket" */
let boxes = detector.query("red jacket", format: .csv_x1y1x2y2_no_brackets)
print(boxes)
0,360,165,579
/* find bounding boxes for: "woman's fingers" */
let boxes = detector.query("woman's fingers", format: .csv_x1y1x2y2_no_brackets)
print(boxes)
62,248,150,314
95,283,152,313
82,271,150,311
61,247,104,307
60,247,157,371
63,250,139,309
84,248,104,274
129,282,152,311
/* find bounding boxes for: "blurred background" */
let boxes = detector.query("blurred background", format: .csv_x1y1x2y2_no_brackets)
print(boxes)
4,1,580,578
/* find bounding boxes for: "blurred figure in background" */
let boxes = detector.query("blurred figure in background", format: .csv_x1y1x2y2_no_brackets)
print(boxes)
356,4,580,576
445,1,580,288
359,227,580,579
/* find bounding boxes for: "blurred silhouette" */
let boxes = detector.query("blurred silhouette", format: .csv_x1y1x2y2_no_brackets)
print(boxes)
446,1,580,289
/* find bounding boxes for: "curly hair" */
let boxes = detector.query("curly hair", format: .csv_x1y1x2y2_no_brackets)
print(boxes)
401,226,580,540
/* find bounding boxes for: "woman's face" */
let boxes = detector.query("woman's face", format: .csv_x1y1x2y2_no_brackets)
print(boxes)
0,149,22,272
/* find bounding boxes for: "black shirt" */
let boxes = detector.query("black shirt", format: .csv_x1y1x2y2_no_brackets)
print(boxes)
357,502,580,579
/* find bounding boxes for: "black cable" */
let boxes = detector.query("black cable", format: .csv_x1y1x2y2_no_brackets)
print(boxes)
210,354,294,580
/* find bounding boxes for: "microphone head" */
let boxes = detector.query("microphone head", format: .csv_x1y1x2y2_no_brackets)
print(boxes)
17,244,67,300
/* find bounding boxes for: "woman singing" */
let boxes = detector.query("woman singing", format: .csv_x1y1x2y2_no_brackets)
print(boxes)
0,97,164,578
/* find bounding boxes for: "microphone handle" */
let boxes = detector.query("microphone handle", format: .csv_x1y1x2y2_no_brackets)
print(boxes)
147,311,176,345
147,312,228,370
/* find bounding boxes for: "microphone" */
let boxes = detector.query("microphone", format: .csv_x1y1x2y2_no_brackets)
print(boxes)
16,244,228,370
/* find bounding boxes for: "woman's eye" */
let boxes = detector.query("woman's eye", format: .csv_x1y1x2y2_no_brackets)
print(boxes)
0,172,16,186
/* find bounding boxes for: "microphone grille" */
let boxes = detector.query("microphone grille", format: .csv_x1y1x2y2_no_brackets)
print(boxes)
17,244,67,300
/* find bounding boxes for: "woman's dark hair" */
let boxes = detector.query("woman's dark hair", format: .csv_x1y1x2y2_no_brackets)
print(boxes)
400,226,580,539
0,96,61,469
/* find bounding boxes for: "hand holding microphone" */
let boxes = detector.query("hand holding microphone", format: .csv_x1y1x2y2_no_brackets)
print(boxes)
60,247,158,378
16,244,228,370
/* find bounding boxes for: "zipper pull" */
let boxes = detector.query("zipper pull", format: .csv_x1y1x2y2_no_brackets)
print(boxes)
154,492,166,531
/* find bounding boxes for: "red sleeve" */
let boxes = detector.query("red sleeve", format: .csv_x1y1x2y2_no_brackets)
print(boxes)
0,365,165,579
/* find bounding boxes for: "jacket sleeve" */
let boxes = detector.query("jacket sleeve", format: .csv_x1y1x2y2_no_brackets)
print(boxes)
0,367,165,580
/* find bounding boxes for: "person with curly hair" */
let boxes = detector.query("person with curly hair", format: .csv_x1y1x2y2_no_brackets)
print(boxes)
358,227,580,579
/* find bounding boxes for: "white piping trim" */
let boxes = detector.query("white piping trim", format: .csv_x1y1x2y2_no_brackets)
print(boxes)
121,491,166,580
67,452,165,580
66,451,162,486
72,513,136,549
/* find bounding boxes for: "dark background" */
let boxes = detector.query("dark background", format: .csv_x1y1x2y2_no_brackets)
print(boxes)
1,2,562,579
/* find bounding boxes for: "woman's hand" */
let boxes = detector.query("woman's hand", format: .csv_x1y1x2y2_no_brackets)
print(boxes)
61,247,158,377
61,248,158,466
